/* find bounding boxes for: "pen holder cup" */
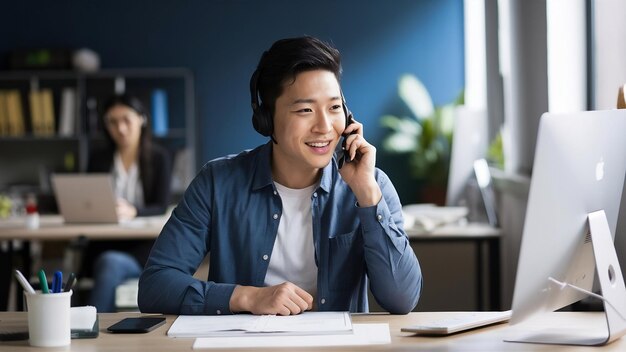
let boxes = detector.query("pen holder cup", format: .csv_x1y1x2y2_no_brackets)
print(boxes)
25,290,73,347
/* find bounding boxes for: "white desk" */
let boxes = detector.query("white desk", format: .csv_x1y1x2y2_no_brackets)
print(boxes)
0,215,168,310
1,311,624,351
0,215,167,240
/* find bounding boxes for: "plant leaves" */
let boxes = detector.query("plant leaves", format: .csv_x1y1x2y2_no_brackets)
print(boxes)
399,74,434,119
439,105,455,136
380,115,421,135
383,133,418,152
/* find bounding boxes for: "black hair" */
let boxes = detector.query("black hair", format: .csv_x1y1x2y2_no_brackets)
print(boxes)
101,94,155,197
254,36,343,121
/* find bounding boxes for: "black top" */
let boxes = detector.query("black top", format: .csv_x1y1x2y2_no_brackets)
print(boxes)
87,143,172,216
81,143,173,274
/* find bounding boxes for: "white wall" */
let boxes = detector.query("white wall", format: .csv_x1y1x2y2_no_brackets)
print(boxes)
547,0,587,113
594,0,626,110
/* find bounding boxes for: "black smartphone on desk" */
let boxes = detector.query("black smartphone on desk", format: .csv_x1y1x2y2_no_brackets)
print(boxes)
107,317,166,333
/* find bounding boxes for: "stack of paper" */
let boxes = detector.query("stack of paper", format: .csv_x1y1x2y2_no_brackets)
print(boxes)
168,311,352,337
192,323,391,349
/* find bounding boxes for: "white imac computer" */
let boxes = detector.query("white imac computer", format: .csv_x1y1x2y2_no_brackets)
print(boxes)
507,110,626,346
446,106,488,206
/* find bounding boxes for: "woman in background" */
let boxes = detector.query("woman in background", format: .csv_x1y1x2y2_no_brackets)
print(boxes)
86,94,172,312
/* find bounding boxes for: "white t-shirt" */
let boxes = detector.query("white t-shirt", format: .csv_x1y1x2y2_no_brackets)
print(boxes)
112,152,144,207
264,181,318,298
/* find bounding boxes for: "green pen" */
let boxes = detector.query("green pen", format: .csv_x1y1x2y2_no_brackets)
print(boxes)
38,269,49,294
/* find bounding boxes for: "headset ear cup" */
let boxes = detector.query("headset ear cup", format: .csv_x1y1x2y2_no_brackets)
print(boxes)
252,105,273,136
250,67,274,137
252,110,263,135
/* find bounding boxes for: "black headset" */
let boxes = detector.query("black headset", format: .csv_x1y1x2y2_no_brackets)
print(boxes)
250,68,352,138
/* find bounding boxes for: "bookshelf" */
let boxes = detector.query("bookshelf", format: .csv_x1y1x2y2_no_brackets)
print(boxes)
0,68,196,203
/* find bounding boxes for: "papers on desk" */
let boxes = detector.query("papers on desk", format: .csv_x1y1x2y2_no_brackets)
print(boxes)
168,311,352,338
402,204,468,232
192,323,390,349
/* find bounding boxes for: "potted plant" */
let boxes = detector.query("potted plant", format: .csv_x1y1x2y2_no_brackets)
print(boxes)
380,74,463,204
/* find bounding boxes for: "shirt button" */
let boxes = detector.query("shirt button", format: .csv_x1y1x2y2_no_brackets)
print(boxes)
216,310,221,315
273,213,279,220
320,298,326,304
377,214,383,222
313,192,318,198
273,190,277,195
263,254,269,260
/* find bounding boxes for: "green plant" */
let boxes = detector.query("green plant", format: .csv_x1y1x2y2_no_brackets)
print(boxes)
0,194,12,218
487,131,504,170
380,74,463,185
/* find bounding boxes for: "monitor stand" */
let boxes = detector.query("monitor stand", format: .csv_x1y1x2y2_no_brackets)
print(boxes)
507,210,626,346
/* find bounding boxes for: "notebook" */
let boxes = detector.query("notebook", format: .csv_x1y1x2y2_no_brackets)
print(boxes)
51,173,119,223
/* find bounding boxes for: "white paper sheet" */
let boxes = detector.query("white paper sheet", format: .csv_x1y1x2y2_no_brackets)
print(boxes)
168,311,352,338
192,323,390,349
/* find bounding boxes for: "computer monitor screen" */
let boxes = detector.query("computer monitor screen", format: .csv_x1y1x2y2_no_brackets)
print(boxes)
509,110,626,345
446,107,488,206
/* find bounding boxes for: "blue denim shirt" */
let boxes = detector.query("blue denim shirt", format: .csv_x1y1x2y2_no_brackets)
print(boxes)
138,142,422,315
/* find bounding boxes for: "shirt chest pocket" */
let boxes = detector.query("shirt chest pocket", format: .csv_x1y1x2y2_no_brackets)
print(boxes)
327,229,364,291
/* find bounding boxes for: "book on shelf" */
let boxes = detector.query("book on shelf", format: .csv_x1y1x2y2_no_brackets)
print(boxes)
29,90,44,135
40,89,56,135
151,89,169,136
58,87,76,136
30,89,56,136
0,92,9,136
5,90,25,136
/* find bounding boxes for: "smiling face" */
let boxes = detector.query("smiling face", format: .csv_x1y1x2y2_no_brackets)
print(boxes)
270,69,346,188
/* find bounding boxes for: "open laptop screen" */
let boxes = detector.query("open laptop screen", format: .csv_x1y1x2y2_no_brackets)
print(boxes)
51,173,119,224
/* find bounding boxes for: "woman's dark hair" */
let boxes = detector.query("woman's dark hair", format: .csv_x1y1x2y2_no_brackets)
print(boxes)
254,36,342,119
101,94,155,195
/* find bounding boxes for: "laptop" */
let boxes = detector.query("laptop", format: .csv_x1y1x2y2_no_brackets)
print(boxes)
51,173,119,223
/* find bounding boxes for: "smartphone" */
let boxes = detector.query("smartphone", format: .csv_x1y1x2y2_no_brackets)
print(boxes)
336,117,355,169
107,317,166,333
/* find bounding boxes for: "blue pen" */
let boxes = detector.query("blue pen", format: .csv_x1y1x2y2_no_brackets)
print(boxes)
38,269,49,294
52,271,63,293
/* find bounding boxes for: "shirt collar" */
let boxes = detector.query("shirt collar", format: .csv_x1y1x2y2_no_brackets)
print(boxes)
251,141,335,193
251,142,275,191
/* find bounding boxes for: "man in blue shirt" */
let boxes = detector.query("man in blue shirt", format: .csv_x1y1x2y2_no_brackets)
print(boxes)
138,36,422,316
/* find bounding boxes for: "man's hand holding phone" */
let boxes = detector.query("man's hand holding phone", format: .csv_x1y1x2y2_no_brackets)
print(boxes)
337,118,382,207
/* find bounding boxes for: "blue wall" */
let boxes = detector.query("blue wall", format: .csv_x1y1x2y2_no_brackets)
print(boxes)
0,0,464,202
